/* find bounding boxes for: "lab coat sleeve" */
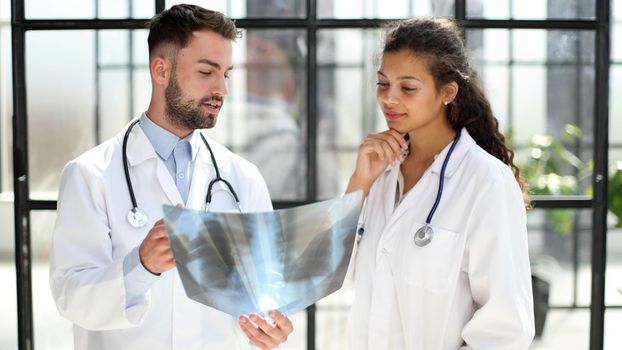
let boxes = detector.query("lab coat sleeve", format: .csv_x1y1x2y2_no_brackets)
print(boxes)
342,197,367,288
50,160,147,330
460,172,535,349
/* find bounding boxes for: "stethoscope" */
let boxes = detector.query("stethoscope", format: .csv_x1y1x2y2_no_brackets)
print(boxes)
357,131,461,247
123,119,241,228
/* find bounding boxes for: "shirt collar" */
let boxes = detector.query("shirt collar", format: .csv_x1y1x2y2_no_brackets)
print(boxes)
139,113,199,161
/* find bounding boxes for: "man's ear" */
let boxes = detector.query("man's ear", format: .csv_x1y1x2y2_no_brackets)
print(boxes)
442,81,459,104
150,55,171,86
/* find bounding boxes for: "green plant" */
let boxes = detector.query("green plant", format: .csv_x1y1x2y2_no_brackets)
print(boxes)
516,124,622,232
610,162,622,228
518,124,590,235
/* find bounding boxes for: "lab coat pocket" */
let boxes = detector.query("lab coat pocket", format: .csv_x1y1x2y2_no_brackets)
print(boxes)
397,224,465,293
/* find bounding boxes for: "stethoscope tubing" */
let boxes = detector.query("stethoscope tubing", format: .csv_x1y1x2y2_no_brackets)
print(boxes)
200,133,240,205
425,130,461,225
122,119,241,227
357,130,462,246
123,119,141,214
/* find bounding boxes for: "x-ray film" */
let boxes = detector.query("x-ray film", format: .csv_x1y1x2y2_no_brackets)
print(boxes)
162,191,362,317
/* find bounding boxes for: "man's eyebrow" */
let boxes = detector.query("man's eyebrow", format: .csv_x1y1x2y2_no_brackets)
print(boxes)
198,59,233,71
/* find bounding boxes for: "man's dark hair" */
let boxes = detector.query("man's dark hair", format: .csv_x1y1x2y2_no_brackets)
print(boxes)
147,4,241,57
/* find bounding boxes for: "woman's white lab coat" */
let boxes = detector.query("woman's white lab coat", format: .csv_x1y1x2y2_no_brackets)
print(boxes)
49,121,272,350
347,128,535,350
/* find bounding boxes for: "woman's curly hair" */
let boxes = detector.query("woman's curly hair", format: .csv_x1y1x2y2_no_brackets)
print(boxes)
383,17,530,207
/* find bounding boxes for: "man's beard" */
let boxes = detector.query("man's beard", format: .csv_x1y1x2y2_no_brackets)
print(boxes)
164,69,223,130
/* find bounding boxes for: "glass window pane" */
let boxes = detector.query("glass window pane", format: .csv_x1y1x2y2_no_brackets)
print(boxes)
468,29,595,198
132,30,150,66
467,0,595,20
607,217,622,305
97,0,155,19
166,0,229,15
206,29,307,200
1,21,12,194
318,0,453,19
316,29,382,199
132,0,156,18
26,31,97,200
98,31,130,65
25,0,154,19
513,30,547,63
26,0,95,19
0,0,10,20
614,23,622,62
131,68,152,117
528,208,591,348
31,211,73,349
605,310,622,349
528,208,592,307
166,0,306,18
99,70,130,140
0,200,16,349
98,0,130,18
27,30,149,200
609,52,622,316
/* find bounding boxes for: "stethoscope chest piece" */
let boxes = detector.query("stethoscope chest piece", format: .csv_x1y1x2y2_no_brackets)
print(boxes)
414,224,434,247
127,208,148,228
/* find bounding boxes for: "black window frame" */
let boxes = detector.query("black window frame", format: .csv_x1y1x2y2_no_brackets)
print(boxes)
10,0,611,349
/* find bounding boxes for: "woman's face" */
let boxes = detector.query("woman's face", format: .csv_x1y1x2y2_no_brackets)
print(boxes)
376,50,450,135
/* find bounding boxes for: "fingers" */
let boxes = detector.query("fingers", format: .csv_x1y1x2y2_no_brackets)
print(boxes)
139,218,175,274
239,311,293,349
148,219,168,239
239,315,276,349
362,130,408,165
269,310,293,334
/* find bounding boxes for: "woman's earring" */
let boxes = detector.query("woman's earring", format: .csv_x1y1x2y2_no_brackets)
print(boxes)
444,101,450,106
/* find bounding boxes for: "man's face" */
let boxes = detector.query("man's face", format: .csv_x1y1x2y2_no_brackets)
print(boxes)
164,30,233,130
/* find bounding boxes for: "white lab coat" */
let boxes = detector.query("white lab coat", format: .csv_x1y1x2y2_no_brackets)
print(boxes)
50,121,273,350
347,128,535,350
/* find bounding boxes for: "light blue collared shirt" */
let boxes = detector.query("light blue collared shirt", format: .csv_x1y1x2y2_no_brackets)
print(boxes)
138,113,200,203
122,113,200,308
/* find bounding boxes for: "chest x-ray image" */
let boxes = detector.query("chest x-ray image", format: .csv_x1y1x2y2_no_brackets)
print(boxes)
162,191,362,317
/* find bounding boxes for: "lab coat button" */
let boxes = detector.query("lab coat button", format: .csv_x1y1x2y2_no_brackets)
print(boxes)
178,173,185,179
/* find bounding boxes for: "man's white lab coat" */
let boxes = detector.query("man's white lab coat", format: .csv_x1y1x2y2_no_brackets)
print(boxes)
50,121,272,349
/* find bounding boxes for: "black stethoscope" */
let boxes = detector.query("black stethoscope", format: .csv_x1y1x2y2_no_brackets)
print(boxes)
357,131,461,247
123,119,241,228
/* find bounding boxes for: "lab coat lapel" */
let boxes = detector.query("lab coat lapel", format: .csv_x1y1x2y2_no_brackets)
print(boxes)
381,166,400,226
126,122,183,206
186,142,213,210
156,161,183,205
385,128,475,229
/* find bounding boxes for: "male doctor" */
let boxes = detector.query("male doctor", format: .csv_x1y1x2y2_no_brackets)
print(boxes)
49,4,293,349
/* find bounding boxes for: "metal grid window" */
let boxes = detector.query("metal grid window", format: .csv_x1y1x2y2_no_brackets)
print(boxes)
4,0,616,349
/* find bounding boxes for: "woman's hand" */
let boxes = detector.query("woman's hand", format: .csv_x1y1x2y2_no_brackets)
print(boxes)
346,129,407,196
239,311,293,349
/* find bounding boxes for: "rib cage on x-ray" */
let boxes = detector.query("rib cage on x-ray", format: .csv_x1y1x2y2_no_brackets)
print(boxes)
163,191,362,317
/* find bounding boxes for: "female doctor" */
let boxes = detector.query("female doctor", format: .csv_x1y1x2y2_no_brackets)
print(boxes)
345,18,535,349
